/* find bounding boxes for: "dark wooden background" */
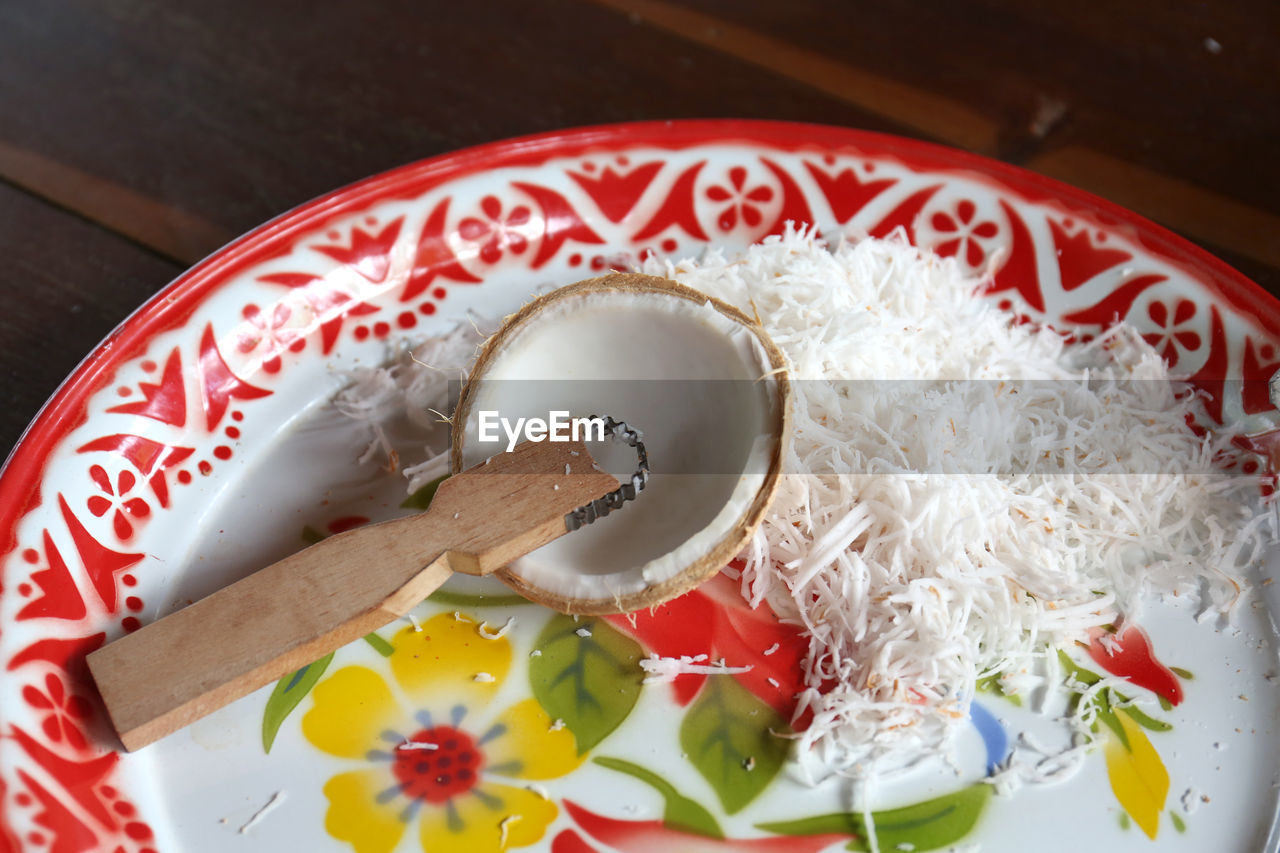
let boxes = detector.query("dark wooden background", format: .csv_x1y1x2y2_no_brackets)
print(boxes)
1,0,1277,459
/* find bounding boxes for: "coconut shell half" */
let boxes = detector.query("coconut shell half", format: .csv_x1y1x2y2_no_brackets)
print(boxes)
451,273,790,614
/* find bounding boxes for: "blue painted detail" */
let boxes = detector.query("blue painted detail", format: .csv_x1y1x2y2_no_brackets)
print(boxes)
969,700,1008,775
400,797,423,823
478,723,507,745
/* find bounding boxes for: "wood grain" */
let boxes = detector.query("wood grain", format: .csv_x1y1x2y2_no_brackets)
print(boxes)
598,0,1280,279
86,439,619,751
0,0,1275,468
1027,147,1280,270
585,0,1002,153
658,0,1280,214
0,0,913,239
0,0,918,463
0,182,180,459
0,140,232,266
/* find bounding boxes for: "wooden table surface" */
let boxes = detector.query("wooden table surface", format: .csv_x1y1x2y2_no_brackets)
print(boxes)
1,0,1277,460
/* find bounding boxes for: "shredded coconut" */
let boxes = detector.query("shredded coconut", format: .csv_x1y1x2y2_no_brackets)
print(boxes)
473,672,496,683
763,643,780,656
238,791,286,835
498,814,521,846
397,740,439,751
639,226,1273,776
342,226,1274,785
333,323,485,476
575,627,592,638
639,653,754,683
549,718,566,731
987,729,1092,796
478,617,515,640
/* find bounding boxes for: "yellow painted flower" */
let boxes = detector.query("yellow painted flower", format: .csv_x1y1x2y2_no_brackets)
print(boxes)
302,612,584,853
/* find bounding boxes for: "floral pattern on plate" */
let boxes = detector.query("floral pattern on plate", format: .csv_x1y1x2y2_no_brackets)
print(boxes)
1,121,1276,852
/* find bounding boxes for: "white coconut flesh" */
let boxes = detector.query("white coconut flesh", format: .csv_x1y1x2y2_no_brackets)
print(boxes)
452,274,788,613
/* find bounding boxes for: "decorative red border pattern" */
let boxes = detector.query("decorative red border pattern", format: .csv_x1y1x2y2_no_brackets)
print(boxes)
1,120,1276,853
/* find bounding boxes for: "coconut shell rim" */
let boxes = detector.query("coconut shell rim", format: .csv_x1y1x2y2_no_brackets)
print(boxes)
449,272,792,615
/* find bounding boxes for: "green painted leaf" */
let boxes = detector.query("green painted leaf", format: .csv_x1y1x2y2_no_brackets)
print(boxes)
301,525,325,545
759,813,855,835
262,652,333,753
1058,649,1101,687
1169,666,1193,680
680,674,789,814
593,756,723,839
975,673,1022,707
363,632,395,657
1096,705,1129,748
426,589,532,608
1115,699,1171,732
1058,652,1170,734
758,784,991,852
529,615,642,754
401,475,447,510
1170,810,1186,833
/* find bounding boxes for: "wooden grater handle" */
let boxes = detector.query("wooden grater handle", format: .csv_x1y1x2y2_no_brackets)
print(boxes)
87,439,618,751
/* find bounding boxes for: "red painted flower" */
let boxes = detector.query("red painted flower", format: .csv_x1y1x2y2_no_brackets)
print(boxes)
86,464,150,540
237,302,306,373
22,673,91,750
706,166,773,231
1233,427,1280,478
931,200,999,267
458,195,533,264
1087,624,1183,706
1141,298,1201,368
605,568,809,719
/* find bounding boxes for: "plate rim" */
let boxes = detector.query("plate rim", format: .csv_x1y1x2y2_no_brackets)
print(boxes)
3,120,1275,554
2,117,1279,851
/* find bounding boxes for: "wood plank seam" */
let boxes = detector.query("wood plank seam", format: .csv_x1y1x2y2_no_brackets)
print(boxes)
1027,147,1280,270
585,0,1001,154
0,139,233,268
585,0,1280,274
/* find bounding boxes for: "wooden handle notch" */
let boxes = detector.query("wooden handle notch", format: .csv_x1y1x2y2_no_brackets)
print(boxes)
87,439,618,751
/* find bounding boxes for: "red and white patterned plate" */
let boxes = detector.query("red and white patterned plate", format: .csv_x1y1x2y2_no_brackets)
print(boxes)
2,121,1278,853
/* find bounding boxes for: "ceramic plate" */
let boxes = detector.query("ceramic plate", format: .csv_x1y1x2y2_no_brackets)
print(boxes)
2,121,1278,853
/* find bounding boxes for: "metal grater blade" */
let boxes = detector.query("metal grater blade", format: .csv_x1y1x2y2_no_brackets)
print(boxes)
564,416,649,531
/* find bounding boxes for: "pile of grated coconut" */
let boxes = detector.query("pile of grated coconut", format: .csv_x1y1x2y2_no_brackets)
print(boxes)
338,226,1273,789
636,227,1272,782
